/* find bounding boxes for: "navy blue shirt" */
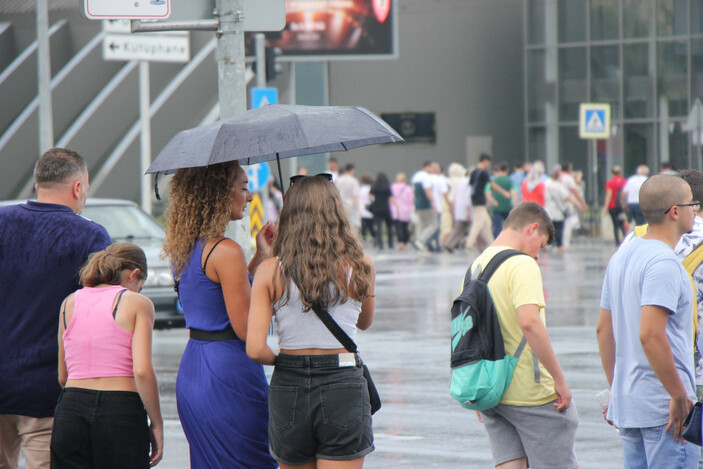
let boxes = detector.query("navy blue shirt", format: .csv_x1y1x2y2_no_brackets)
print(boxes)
0,201,111,417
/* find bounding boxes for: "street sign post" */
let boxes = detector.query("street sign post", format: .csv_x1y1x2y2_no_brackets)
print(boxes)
579,103,612,211
102,33,190,62
84,0,171,20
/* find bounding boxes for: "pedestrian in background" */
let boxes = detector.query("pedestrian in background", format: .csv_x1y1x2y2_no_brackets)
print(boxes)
0,148,112,469
598,175,698,467
559,163,587,249
602,165,626,245
247,174,376,469
411,161,438,251
391,172,413,250
521,161,546,207
444,163,466,247
359,174,376,245
162,161,277,469
337,164,362,238
621,165,649,227
51,243,163,468
489,162,518,238
510,161,529,203
442,167,472,253
370,172,394,250
465,154,495,252
545,165,586,253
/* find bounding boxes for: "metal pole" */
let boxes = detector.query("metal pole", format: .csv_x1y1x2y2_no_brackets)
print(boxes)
37,0,53,154
139,61,152,215
255,33,266,89
216,0,251,256
288,62,298,177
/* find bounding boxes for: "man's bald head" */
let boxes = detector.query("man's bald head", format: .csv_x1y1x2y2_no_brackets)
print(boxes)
640,175,691,225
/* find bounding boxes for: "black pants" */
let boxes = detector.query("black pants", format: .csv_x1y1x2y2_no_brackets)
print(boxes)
553,220,565,248
361,218,376,240
373,215,394,249
51,388,150,469
608,207,625,245
395,221,410,244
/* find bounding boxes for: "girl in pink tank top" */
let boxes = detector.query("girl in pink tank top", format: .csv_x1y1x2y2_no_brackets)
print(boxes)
51,243,163,468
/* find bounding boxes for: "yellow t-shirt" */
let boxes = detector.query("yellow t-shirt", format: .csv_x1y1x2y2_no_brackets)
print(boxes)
470,246,557,406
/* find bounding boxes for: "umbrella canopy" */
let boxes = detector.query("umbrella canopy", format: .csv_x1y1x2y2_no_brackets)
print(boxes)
146,104,403,175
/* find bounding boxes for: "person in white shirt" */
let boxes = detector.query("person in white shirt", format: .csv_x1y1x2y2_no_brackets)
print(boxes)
621,165,649,227
336,164,361,237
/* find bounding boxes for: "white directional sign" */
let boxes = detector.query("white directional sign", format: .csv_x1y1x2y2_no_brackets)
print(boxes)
579,103,611,139
84,0,171,20
103,33,190,62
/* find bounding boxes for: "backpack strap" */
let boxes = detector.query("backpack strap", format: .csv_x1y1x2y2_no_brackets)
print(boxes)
474,248,541,382
477,249,526,283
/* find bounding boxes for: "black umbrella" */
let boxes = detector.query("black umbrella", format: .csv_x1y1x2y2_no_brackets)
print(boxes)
147,104,403,195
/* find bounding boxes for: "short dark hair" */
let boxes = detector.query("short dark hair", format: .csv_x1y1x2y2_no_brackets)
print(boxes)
498,162,509,172
344,163,355,172
677,170,703,206
503,202,555,245
423,161,432,168
479,153,491,163
34,148,87,187
561,162,572,172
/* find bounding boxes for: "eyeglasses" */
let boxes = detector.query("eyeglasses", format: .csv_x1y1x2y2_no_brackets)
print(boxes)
289,173,334,185
664,201,701,214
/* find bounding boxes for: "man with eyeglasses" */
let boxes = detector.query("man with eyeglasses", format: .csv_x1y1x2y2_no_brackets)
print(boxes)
598,174,699,468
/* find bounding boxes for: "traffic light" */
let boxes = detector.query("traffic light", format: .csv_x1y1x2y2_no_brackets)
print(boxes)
265,46,282,82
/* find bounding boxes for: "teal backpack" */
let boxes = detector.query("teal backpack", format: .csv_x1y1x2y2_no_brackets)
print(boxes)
450,249,535,411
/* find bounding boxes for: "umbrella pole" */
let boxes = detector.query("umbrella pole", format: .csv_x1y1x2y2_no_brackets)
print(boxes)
276,153,284,195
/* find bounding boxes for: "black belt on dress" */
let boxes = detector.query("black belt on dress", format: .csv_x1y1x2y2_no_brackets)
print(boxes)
189,327,238,341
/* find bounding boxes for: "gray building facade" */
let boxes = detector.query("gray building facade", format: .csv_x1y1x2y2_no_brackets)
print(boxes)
526,0,703,201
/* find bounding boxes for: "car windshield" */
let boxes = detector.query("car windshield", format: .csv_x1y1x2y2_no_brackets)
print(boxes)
81,204,164,242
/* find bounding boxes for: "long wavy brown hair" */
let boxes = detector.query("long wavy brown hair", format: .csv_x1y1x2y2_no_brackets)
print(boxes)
162,161,239,278
274,174,373,310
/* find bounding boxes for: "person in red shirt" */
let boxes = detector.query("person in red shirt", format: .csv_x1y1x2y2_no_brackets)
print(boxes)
521,161,546,207
602,165,627,245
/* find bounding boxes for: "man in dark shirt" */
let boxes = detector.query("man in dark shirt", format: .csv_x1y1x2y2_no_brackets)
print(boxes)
466,153,506,251
0,148,111,468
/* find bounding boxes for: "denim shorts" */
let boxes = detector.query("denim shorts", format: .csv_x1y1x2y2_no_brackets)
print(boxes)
268,353,375,465
50,388,150,469
620,424,700,469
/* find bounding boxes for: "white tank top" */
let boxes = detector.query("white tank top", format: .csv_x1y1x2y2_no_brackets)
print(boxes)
274,278,361,350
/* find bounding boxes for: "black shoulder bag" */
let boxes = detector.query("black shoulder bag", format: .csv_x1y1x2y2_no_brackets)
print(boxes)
311,304,381,414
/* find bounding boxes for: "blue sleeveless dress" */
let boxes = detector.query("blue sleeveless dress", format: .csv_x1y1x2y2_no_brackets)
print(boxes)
176,240,276,469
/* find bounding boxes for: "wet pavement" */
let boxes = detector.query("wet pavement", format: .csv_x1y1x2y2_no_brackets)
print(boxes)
154,237,624,468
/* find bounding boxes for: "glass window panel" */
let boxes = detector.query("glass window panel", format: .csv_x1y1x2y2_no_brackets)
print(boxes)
623,0,652,38
559,47,587,122
692,39,703,105
559,126,588,173
658,41,688,117
591,46,621,119
558,0,587,43
527,49,557,123
693,1,703,35
656,0,688,37
624,43,654,118
528,127,547,162
624,124,655,176
659,122,690,171
590,0,619,41
528,0,546,45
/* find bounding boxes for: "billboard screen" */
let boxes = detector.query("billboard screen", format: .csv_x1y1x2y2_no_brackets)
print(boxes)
246,0,397,60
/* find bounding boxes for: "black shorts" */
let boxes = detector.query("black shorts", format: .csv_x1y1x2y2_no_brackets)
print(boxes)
268,353,375,465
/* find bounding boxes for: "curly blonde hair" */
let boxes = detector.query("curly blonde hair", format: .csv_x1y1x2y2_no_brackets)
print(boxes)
274,175,373,309
162,162,240,278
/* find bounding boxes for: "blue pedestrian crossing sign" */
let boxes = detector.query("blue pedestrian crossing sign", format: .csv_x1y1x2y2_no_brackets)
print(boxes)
579,103,611,139
247,162,271,193
251,87,278,109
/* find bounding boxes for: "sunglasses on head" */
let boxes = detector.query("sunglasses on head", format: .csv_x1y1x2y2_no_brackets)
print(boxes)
289,173,334,185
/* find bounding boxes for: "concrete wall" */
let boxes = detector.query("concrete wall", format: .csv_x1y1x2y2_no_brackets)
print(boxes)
326,0,524,178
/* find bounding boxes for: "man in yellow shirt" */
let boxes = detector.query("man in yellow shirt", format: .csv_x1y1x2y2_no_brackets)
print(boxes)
474,202,579,469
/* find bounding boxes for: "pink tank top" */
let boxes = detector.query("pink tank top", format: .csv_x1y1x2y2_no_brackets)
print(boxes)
63,285,134,379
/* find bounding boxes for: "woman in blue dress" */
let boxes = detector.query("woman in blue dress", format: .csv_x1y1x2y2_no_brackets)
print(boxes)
163,161,277,469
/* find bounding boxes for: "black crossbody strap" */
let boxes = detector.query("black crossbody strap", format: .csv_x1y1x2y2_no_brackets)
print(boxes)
311,304,358,353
